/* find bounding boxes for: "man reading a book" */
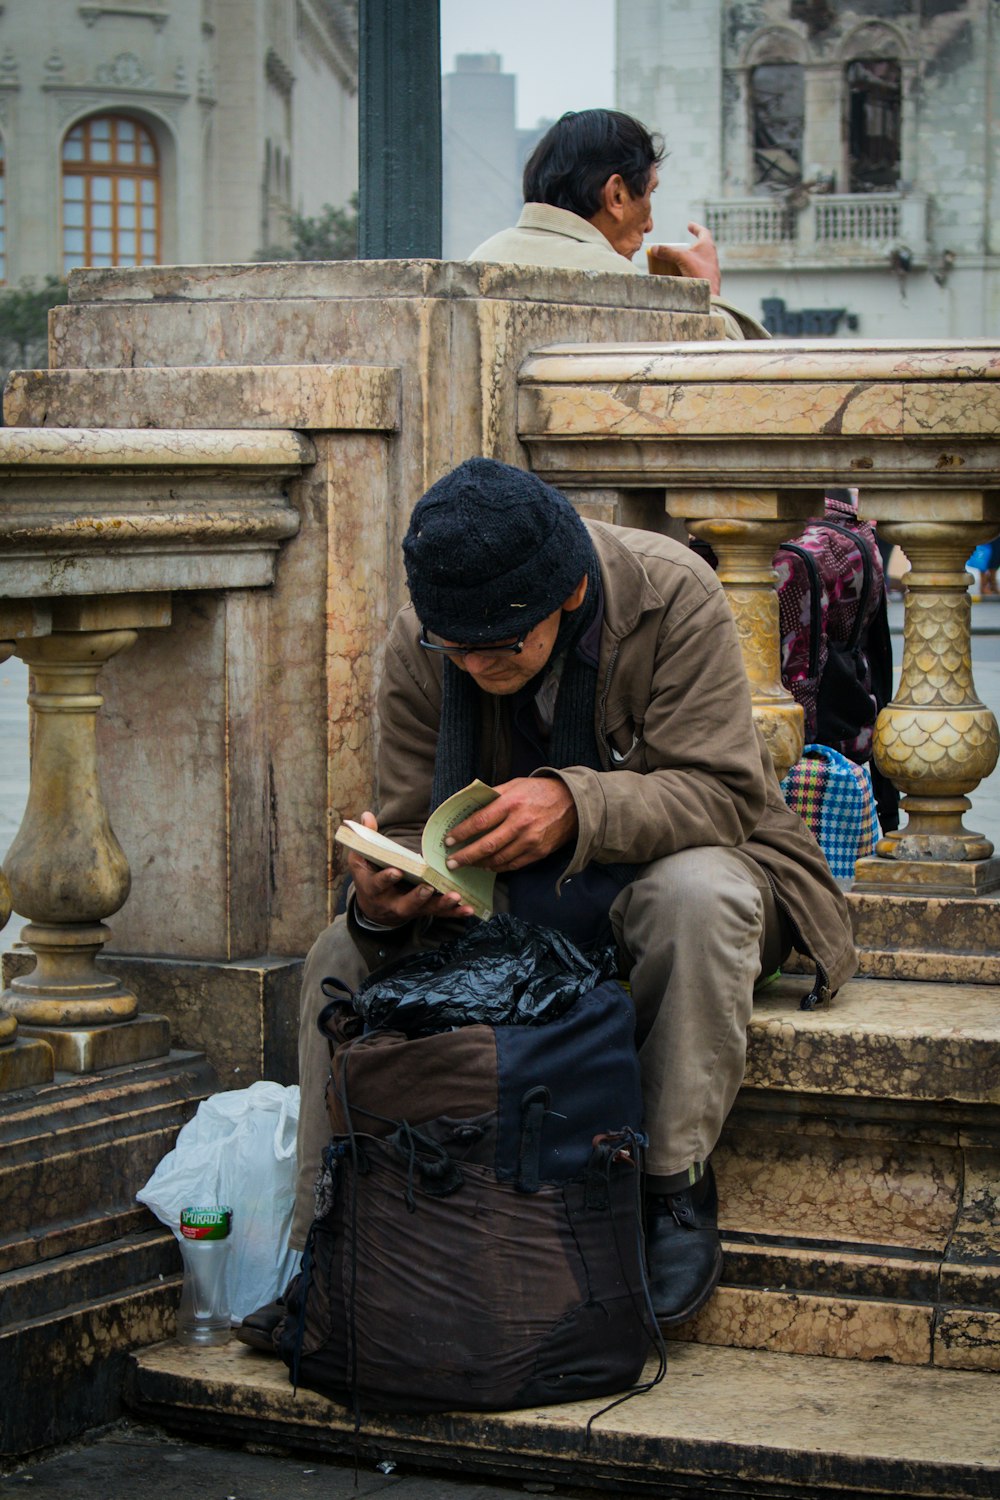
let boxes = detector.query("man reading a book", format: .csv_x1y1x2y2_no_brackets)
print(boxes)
241,457,855,1348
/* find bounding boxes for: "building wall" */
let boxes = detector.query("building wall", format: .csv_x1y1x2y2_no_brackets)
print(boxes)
442,53,520,259
616,0,1000,339
0,0,357,282
441,51,552,260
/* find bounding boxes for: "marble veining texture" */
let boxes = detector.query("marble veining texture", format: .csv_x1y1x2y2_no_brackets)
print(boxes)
669,1285,934,1365
4,364,401,434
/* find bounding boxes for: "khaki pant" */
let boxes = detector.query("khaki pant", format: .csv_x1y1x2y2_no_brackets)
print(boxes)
291,845,784,1249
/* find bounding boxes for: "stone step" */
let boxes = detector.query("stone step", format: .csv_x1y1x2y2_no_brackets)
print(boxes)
3,1276,181,1458
847,892,1000,986
126,1338,1000,1499
0,1049,215,1456
0,1228,179,1325
0,1050,217,1273
698,973,1000,1370
744,973,1000,1103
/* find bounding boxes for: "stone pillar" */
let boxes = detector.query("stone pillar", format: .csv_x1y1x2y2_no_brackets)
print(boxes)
671,491,814,781
1,597,172,1071
854,495,1000,895
0,633,55,1089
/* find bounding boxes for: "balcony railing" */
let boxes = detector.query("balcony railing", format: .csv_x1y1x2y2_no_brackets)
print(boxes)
703,192,929,263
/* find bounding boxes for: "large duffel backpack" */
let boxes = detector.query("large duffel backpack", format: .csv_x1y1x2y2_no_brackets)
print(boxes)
278,915,660,1415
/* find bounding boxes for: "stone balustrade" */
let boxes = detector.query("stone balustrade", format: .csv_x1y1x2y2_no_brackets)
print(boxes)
0,426,314,1084
517,339,1000,899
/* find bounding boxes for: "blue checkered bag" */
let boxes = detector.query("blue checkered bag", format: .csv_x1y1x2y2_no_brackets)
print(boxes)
780,744,878,881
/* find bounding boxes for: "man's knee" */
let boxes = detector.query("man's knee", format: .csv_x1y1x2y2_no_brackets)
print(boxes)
612,846,767,963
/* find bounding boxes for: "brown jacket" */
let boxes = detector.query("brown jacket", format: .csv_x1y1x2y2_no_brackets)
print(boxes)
374,521,857,996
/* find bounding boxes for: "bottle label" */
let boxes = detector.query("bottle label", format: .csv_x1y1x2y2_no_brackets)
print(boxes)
180,1205,232,1240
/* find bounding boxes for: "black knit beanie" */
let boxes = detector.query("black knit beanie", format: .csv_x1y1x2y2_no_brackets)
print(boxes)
403,457,595,643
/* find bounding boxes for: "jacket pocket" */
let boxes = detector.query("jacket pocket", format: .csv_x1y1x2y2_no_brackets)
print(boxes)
604,715,646,770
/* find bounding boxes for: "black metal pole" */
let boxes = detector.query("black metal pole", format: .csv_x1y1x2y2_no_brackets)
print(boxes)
358,0,442,259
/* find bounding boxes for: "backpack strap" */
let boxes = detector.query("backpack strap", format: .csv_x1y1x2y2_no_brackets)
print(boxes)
779,541,823,680
814,519,874,652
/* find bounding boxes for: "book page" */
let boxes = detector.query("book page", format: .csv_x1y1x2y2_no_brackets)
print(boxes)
421,779,499,913
335,821,424,879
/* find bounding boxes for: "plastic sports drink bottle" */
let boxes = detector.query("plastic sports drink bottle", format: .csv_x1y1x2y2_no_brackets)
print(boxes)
176,1205,232,1347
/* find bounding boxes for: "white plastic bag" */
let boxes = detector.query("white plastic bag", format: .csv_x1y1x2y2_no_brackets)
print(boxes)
137,1081,300,1321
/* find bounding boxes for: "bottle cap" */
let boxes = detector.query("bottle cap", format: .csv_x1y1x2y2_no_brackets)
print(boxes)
180,1205,232,1239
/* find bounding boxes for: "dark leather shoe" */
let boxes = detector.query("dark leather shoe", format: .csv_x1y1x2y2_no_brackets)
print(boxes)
235,1296,285,1354
645,1164,723,1327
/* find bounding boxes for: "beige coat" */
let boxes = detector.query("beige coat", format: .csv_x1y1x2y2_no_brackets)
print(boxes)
375,521,857,996
467,203,769,340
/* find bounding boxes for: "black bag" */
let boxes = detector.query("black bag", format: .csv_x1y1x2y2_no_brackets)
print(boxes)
279,916,660,1415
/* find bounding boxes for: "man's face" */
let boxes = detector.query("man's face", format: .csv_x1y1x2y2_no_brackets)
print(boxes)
432,577,588,696
445,606,565,695
604,166,658,259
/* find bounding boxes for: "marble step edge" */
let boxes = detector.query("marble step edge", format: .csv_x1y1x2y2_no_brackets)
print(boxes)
0,1227,180,1328
0,1204,160,1277
720,1236,999,1310
0,1050,217,1148
853,951,1000,985
846,892,1000,952
2,1281,180,1460
125,1340,1000,1500
668,1280,1000,1372
0,1052,217,1262
0,1116,207,1250
745,976,1000,1103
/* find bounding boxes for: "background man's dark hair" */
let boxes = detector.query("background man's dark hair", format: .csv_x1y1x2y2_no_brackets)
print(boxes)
522,109,666,219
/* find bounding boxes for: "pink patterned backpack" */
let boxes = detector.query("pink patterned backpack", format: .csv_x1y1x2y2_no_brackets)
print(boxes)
773,493,898,833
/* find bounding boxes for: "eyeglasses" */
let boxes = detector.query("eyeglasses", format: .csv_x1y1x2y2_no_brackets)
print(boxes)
418,628,528,659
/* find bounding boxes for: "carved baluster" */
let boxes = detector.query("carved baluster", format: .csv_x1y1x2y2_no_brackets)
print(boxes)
1,621,170,1071
673,491,816,781
854,494,1000,894
0,636,55,1088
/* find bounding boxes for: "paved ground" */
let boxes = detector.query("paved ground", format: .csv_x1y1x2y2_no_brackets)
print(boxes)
4,605,1000,956
1,1421,570,1499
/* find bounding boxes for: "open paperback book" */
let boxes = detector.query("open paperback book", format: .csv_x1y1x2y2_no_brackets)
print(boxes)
334,779,499,920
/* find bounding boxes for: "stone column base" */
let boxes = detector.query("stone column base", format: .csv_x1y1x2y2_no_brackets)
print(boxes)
2,951,303,1087
16,1014,170,1073
853,854,1000,897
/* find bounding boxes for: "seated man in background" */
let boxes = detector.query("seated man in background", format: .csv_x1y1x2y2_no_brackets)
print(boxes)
468,107,767,339
240,458,855,1351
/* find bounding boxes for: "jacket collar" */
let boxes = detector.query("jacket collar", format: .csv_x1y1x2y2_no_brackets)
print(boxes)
518,202,617,250
585,520,665,640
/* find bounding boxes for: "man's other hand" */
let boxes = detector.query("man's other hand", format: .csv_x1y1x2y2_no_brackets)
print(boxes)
443,777,578,873
349,811,476,926
647,221,722,295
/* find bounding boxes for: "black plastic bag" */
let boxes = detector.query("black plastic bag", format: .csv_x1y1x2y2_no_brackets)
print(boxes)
353,912,619,1035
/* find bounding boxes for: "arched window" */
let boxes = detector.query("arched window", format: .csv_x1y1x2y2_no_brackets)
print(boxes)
0,134,6,284
846,58,901,192
62,114,160,272
751,62,804,191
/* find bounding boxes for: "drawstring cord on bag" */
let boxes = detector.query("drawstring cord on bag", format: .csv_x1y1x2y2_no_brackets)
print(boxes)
585,1128,667,1441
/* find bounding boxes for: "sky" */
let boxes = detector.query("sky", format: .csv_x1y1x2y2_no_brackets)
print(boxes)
440,0,615,131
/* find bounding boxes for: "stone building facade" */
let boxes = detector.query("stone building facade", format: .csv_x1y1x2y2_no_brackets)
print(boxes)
0,0,358,284
442,52,551,260
616,0,1000,338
